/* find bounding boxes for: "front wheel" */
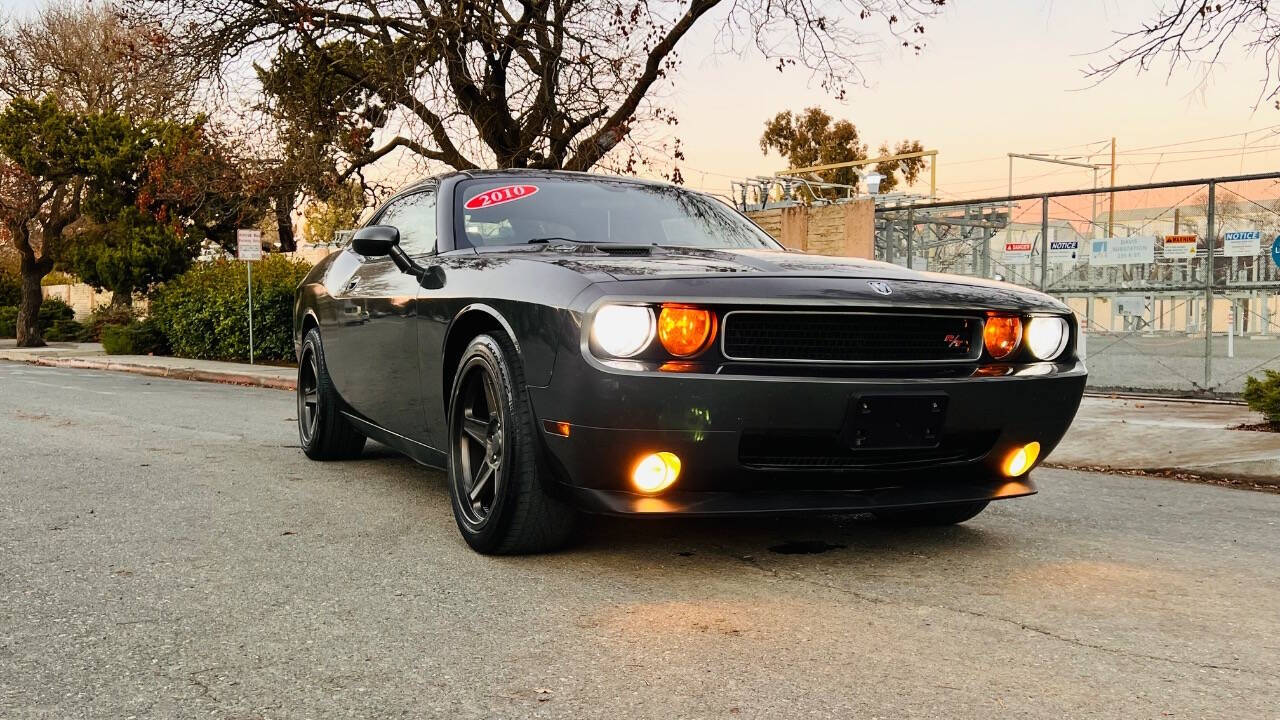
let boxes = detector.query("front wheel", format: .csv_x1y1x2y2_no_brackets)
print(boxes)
297,328,367,460
874,500,989,526
447,332,577,554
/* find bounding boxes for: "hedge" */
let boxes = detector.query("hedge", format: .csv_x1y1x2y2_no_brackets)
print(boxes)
150,255,311,362
102,319,169,355
0,298,80,340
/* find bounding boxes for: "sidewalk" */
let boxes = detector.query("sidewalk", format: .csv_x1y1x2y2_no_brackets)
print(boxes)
3,340,1278,484
1051,396,1280,484
0,340,295,390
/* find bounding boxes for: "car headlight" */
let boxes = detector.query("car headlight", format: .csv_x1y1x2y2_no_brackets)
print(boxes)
591,304,655,358
1026,316,1070,361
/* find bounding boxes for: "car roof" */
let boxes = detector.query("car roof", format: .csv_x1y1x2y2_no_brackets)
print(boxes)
396,168,672,195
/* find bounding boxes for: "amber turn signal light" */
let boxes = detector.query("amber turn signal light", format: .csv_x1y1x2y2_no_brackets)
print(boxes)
658,305,715,358
983,315,1023,360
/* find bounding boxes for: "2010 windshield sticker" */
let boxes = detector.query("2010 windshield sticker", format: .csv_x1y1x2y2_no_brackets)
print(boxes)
464,184,539,210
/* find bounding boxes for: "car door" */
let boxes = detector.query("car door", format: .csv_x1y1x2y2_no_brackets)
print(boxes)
328,189,437,441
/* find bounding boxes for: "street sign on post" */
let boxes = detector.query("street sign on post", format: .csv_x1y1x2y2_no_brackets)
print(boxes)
1272,235,1280,269
236,229,262,364
237,230,263,261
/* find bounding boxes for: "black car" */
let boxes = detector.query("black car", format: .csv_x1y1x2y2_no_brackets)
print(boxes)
294,170,1085,554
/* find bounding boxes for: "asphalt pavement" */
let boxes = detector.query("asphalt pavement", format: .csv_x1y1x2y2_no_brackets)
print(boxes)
1,361,1278,719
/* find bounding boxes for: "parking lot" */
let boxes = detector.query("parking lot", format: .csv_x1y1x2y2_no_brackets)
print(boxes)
2,362,1278,719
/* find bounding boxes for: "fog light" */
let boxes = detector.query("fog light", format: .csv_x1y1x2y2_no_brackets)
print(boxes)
1003,441,1041,477
632,451,681,494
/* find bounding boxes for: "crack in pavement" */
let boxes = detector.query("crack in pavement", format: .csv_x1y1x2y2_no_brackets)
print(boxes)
716,545,1277,679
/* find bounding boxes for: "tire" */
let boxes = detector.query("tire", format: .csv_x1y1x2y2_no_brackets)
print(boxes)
874,500,989,527
447,332,577,554
297,328,367,460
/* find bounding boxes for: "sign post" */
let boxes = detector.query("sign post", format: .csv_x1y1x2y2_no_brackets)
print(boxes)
236,229,263,364
1228,303,1235,359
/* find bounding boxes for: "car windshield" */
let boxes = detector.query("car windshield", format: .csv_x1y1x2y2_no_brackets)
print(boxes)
456,176,780,250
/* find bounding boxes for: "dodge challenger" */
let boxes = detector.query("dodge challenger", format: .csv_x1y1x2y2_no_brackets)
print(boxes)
294,170,1086,554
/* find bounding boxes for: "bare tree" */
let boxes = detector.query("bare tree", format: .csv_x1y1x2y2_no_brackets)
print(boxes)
1088,2,1280,108
128,0,945,181
0,2,202,117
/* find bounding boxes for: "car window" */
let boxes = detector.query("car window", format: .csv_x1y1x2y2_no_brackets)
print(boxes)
456,177,780,250
376,190,437,255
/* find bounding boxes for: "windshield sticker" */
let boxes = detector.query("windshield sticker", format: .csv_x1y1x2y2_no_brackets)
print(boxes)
464,184,539,210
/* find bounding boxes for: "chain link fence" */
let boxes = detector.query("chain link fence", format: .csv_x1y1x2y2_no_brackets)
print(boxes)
875,171,1280,397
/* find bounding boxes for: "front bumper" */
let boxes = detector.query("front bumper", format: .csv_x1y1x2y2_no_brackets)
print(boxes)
527,357,1087,516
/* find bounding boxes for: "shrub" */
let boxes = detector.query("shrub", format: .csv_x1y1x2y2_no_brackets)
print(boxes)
0,298,80,341
39,297,75,324
101,319,169,355
1243,370,1280,425
83,303,143,342
45,318,88,342
0,306,15,338
40,270,76,286
0,268,19,307
150,255,311,362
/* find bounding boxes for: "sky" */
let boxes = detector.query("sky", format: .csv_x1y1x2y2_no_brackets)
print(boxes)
5,0,1279,200
669,0,1280,198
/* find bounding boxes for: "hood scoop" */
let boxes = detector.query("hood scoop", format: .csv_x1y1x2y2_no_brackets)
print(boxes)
592,244,656,257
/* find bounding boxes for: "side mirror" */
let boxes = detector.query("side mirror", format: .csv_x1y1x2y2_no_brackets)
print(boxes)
351,225,400,257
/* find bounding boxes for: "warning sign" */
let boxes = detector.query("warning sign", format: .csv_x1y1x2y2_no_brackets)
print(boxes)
1163,234,1197,260
1003,240,1033,262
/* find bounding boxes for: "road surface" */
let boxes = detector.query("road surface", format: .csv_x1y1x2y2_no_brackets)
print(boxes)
1,362,1277,718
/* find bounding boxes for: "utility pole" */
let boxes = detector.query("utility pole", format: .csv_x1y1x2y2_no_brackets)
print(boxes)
1107,137,1117,238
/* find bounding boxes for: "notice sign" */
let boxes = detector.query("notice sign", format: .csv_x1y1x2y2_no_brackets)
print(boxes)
1163,234,1197,260
1090,235,1155,266
1048,239,1081,263
237,229,263,261
1223,230,1262,257
1003,240,1033,262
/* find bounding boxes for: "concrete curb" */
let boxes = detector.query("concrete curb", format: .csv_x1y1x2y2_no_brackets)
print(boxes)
20,355,297,391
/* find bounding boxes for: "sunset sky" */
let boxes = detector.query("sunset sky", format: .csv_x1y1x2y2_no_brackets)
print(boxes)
5,0,1279,200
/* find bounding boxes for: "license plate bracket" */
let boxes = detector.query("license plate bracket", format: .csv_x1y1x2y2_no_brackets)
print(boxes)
842,394,948,450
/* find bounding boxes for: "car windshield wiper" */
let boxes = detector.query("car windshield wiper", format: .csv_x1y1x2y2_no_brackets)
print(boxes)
527,236,591,245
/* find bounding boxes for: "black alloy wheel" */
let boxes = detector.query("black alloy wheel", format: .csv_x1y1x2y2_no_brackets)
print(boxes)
296,328,366,460
446,333,577,554
297,346,321,447
452,359,506,527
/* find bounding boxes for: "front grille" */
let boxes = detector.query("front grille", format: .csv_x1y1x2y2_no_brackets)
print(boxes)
721,311,982,363
738,430,997,470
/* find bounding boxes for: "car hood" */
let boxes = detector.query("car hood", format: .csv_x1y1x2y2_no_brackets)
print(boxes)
485,245,933,279
486,244,1032,293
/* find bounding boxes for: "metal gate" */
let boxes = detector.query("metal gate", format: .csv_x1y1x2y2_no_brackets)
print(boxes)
875,171,1280,397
